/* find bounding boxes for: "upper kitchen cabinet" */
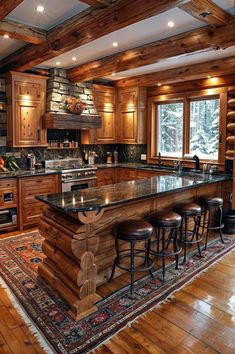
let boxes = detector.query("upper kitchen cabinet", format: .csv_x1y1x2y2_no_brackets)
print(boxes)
117,87,147,144
6,72,47,147
81,84,116,144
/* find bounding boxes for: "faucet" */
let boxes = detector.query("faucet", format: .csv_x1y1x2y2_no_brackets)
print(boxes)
184,154,200,172
193,155,200,171
158,152,163,167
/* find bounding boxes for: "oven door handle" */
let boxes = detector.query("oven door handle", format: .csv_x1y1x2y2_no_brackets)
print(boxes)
62,177,97,183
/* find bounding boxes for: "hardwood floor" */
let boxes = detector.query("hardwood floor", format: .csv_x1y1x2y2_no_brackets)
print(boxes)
0,231,234,354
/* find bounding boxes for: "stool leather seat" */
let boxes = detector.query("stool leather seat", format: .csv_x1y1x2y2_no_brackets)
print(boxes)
116,219,153,240
150,211,181,228
173,202,201,217
199,197,223,208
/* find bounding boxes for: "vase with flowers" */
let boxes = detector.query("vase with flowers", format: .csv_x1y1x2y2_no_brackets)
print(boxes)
64,96,87,114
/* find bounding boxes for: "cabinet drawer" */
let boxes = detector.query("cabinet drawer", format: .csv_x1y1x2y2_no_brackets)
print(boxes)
21,175,56,190
0,178,17,189
22,202,45,225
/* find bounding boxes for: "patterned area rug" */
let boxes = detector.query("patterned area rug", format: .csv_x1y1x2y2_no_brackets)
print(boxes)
0,232,234,354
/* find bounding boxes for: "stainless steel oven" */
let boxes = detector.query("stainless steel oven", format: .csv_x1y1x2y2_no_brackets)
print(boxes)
0,208,17,229
62,176,96,192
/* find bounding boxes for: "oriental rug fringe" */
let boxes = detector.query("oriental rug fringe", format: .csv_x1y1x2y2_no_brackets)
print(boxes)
0,232,234,354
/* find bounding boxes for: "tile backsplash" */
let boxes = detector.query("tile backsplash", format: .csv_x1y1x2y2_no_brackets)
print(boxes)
0,144,147,168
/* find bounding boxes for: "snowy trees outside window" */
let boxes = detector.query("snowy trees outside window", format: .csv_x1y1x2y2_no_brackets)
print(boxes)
190,98,219,160
157,102,183,157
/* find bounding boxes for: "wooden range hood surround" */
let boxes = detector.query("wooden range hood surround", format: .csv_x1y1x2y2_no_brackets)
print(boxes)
42,112,101,130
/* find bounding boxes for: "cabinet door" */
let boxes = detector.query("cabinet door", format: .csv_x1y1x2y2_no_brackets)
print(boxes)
119,110,137,143
15,100,46,146
96,111,116,143
14,81,42,101
117,168,137,182
96,168,116,186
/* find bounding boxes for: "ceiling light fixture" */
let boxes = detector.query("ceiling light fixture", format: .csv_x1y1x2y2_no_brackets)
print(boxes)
111,72,116,76
207,75,212,79
3,34,9,38
37,5,45,12
199,11,212,18
56,61,60,66
72,57,77,61
113,42,118,47
157,83,162,86
167,21,175,28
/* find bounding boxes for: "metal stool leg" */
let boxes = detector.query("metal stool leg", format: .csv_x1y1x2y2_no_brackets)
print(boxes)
146,239,154,279
173,227,179,269
218,206,224,244
204,207,210,250
195,216,202,257
130,241,135,296
183,217,188,263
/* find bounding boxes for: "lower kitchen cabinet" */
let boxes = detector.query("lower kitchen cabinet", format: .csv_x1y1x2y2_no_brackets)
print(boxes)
136,169,171,179
18,174,60,229
96,168,116,186
117,168,137,182
0,178,18,232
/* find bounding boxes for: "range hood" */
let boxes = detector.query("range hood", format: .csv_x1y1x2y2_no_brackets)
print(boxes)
42,112,101,130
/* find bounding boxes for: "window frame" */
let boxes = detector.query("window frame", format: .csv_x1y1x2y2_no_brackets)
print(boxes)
148,87,227,168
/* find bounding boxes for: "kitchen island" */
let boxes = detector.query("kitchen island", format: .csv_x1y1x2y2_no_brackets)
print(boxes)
36,173,231,320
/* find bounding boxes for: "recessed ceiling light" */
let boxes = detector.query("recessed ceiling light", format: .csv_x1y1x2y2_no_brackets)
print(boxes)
157,83,162,86
72,57,77,61
56,61,60,66
168,21,175,28
113,42,118,47
207,75,212,79
3,34,9,39
111,72,116,76
37,5,45,12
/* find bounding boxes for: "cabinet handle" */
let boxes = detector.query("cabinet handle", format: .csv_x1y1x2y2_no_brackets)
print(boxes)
37,129,41,142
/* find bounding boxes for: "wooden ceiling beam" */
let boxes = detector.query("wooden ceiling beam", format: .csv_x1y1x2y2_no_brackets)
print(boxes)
79,0,112,8
0,0,23,21
68,18,235,82
0,19,47,44
115,56,235,87
0,0,188,73
179,0,232,27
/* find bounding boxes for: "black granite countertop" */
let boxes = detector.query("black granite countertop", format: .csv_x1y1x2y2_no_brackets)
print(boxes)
36,173,231,213
0,169,59,179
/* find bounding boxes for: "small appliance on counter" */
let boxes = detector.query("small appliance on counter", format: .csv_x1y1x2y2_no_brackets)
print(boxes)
113,149,118,164
106,152,112,164
27,153,36,170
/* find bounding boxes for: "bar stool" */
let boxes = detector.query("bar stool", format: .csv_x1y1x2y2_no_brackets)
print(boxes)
149,210,182,281
173,202,202,263
109,219,154,296
199,197,224,250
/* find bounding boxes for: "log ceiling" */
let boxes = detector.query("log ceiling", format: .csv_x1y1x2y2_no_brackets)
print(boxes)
115,56,235,87
68,18,235,83
79,0,115,9
0,19,47,45
0,0,24,21
179,0,232,27
0,0,234,87
0,0,187,74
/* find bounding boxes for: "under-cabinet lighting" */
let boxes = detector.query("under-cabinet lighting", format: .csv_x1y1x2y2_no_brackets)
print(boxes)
3,34,9,39
168,21,175,28
37,5,45,12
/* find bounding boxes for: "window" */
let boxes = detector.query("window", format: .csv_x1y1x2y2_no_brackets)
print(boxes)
190,98,220,160
157,102,183,157
154,94,221,162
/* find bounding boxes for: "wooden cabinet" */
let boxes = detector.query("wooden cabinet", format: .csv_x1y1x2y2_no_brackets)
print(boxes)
6,71,47,147
117,168,137,182
82,85,116,144
117,87,147,144
19,174,60,228
136,169,171,179
96,168,116,186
